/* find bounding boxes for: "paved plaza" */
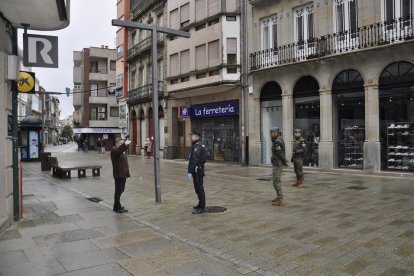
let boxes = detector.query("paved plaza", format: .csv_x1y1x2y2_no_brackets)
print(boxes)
1,143,414,275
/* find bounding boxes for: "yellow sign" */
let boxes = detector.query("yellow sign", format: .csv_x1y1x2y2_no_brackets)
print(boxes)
17,71,35,93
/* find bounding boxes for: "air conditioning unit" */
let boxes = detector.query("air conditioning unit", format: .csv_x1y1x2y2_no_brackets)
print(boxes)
98,113,106,119
98,107,106,112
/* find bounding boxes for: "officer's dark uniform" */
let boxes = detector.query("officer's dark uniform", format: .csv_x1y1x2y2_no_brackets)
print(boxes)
188,130,207,214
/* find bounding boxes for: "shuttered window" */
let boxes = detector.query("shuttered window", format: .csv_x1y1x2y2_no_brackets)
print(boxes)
226,0,237,12
180,50,190,74
195,44,207,70
195,0,206,21
208,0,220,16
227,38,237,54
170,8,179,29
208,40,220,67
180,3,190,28
170,53,179,76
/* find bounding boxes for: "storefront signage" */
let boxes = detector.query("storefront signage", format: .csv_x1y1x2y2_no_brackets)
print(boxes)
29,131,39,159
17,71,35,93
73,128,123,134
191,101,239,118
178,106,191,118
23,34,59,68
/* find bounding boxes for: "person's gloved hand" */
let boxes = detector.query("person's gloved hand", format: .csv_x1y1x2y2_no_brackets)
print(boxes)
125,140,131,146
187,173,192,181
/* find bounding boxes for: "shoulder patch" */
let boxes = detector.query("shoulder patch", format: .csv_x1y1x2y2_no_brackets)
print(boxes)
194,148,198,152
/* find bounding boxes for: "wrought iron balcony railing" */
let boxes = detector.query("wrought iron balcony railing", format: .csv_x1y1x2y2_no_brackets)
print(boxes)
250,16,414,71
127,34,164,62
128,81,164,104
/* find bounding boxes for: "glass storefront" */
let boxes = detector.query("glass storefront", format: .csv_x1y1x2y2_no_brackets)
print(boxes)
294,96,320,167
335,92,365,169
194,117,239,162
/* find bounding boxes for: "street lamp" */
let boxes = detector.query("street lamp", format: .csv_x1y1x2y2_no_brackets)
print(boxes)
111,19,190,203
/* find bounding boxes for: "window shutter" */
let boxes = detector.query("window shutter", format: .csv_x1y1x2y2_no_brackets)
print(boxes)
195,0,206,21
170,9,179,29
170,54,179,76
226,0,237,12
227,38,237,54
180,50,190,74
180,3,190,23
195,44,207,70
208,40,220,67
208,0,220,16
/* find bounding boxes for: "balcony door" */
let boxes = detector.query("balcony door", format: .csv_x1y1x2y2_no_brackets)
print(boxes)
294,4,316,60
334,0,358,51
382,0,413,40
261,15,278,66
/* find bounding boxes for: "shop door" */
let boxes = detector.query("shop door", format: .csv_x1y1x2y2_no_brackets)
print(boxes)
177,121,185,159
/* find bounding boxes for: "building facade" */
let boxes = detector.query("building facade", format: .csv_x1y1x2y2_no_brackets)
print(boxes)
127,0,167,155
73,46,122,150
248,0,414,173
165,0,243,161
44,94,60,145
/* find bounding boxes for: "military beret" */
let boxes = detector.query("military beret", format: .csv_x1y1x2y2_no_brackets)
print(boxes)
270,127,280,132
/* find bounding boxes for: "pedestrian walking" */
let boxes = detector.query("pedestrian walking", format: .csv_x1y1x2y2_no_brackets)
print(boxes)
97,138,103,158
146,137,153,159
188,129,208,215
77,138,83,151
110,137,131,213
83,139,89,152
292,129,306,188
270,127,287,206
144,138,150,158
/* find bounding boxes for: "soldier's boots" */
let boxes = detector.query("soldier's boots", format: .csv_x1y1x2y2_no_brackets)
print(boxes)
292,177,299,187
297,177,305,188
272,197,278,202
272,198,284,206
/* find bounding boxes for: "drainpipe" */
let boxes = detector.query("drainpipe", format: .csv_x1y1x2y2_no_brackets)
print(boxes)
11,25,19,221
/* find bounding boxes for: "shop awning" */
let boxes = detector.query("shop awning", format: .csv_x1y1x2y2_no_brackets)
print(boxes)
74,128,123,134
0,0,70,30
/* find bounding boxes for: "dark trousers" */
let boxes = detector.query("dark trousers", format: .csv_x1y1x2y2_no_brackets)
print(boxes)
114,177,126,210
192,171,205,209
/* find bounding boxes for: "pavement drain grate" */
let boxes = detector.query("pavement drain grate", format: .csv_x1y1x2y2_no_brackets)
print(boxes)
256,178,272,181
204,206,227,213
347,186,368,190
87,197,103,203
22,194,35,198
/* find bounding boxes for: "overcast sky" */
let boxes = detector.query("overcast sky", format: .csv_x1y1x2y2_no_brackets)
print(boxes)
18,0,117,119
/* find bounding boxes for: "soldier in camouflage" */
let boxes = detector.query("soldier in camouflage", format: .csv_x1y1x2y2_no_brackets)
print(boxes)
270,127,287,206
292,129,306,188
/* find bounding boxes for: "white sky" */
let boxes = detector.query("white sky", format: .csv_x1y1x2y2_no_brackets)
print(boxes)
18,0,117,119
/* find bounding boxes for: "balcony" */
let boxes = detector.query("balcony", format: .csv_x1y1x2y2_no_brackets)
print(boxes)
250,16,414,71
127,34,164,62
128,81,164,104
131,0,164,20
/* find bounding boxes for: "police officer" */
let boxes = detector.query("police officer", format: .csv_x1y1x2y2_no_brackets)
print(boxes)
188,129,207,214
270,127,287,206
292,129,306,188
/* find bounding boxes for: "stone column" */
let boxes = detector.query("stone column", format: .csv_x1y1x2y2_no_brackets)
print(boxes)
249,96,262,166
282,93,293,161
319,89,334,169
363,82,381,172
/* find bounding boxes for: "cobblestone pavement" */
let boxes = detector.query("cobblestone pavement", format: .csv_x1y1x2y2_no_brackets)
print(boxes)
1,143,414,275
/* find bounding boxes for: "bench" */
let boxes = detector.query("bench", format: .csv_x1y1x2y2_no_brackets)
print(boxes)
48,156,102,179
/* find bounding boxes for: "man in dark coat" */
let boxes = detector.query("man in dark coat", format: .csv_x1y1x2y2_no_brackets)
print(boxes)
111,137,131,213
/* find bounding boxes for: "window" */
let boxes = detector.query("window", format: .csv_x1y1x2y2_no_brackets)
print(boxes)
170,8,179,29
226,16,236,21
226,38,237,65
116,45,123,58
146,63,152,85
91,60,98,73
110,107,119,117
157,14,164,26
180,3,190,28
226,0,237,12
91,83,98,97
209,69,220,76
261,15,278,50
131,31,136,46
180,50,190,74
294,5,314,45
196,23,206,31
158,59,164,80
170,53,179,76
196,44,207,70
208,18,220,25
196,72,207,79
90,106,107,120
227,67,237,74
334,0,358,34
170,78,179,84
139,67,144,86
195,0,206,21
383,0,413,24
116,74,123,88
181,76,190,82
110,60,116,70
208,0,220,16
208,40,220,67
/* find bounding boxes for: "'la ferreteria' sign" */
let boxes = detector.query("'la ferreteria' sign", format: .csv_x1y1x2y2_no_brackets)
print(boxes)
191,101,239,118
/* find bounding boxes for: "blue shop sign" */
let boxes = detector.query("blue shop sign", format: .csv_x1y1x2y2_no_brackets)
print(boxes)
191,101,239,118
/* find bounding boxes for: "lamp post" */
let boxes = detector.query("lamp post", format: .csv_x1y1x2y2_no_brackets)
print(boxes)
111,19,190,203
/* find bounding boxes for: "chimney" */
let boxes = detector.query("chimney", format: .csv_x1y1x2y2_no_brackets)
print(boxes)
105,46,108,49
101,45,104,48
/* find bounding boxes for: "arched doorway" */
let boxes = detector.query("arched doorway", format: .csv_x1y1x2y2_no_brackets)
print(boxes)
260,81,283,164
332,69,365,169
159,105,165,150
131,109,137,155
293,76,320,167
379,61,414,172
139,109,145,153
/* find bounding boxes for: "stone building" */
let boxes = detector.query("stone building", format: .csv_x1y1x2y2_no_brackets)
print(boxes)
248,0,414,173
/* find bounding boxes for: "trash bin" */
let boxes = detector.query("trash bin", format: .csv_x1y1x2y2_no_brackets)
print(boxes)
40,152,52,171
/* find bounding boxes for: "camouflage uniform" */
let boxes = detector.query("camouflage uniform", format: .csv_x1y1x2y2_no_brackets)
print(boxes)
292,135,306,187
271,135,287,199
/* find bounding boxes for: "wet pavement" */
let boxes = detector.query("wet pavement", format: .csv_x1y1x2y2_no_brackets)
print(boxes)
1,142,414,275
